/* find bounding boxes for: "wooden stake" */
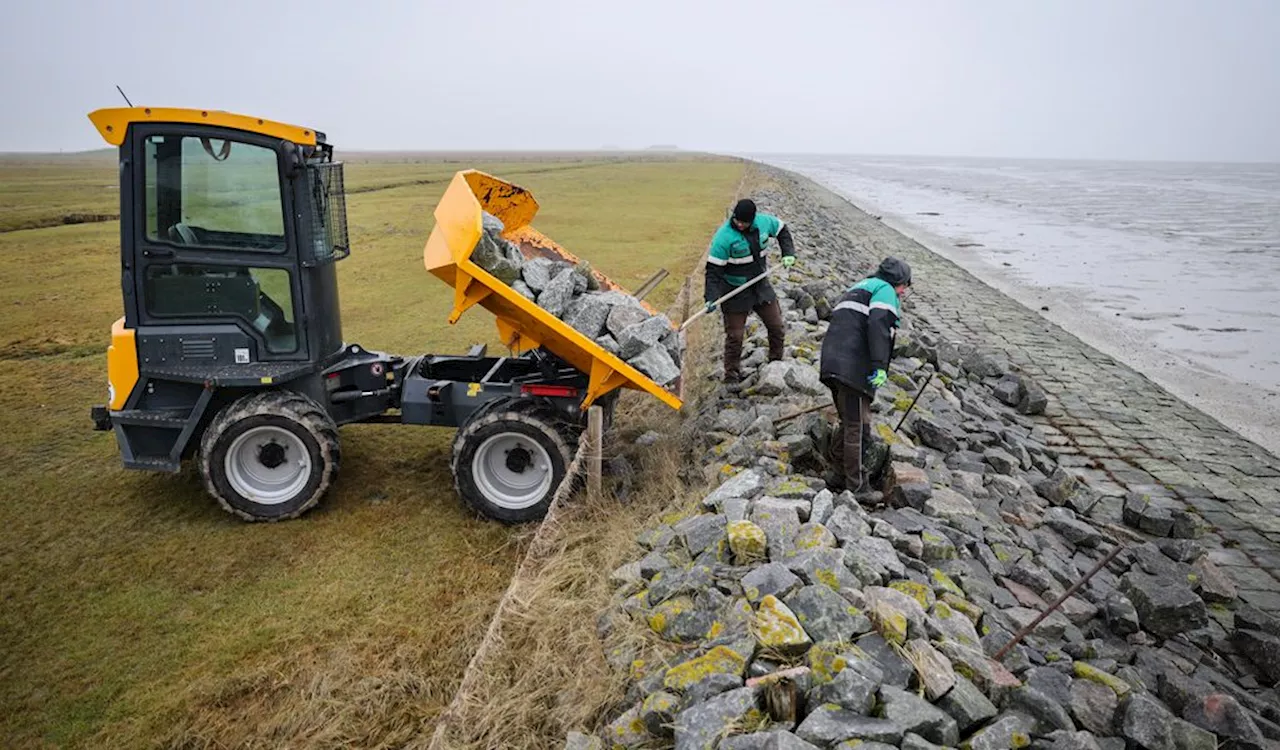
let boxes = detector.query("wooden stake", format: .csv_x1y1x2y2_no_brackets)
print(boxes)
634,268,669,301
775,401,834,425
677,277,693,402
679,276,692,324
587,405,604,502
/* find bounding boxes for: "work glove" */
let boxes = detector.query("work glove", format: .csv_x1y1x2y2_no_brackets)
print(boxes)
782,255,796,268
867,369,888,389
705,301,717,314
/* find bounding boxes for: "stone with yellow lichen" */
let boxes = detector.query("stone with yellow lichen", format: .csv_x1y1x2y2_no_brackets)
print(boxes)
1073,661,1132,696
754,594,812,653
890,580,937,610
728,520,767,564
621,589,650,620
960,712,1037,750
940,593,983,624
766,477,816,499
785,584,873,643
870,603,909,646
604,701,650,748
930,568,966,598
648,595,716,644
752,498,806,560
741,562,803,604
794,522,838,550
661,647,746,705
671,687,764,750
664,646,747,692
639,691,680,738
921,530,957,561
807,643,849,682
877,422,903,444
926,601,982,647
865,586,927,646
788,547,864,601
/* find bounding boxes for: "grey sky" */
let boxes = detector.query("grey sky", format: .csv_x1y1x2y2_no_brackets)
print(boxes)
3,0,1277,160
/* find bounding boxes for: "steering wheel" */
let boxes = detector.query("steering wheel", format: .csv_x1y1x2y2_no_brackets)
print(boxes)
168,223,199,245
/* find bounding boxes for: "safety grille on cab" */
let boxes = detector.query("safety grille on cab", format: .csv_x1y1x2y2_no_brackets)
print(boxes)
306,162,350,264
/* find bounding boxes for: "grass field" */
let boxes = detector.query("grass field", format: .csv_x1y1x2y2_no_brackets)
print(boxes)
0,151,742,748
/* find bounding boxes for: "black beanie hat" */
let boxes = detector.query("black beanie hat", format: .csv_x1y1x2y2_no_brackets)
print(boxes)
875,256,913,286
732,199,757,223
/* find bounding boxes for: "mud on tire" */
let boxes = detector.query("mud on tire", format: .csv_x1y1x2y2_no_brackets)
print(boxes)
199,391,341,522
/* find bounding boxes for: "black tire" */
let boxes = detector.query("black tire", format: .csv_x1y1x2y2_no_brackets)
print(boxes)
451,408,572,523
198,391,340,522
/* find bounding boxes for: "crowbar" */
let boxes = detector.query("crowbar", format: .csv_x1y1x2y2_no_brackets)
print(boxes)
993,541,1125,662
893,371,935,433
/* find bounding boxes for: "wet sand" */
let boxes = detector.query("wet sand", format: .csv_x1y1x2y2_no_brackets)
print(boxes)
756,154,1280,456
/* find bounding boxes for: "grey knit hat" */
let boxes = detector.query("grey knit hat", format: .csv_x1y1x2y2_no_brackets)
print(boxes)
875,256,912,286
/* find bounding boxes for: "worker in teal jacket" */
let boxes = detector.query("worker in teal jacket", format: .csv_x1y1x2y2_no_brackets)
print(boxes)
704,199,796,383
819,256,912,493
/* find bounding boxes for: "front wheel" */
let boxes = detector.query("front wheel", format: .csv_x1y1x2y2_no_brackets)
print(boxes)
199,391,340,521
451,408,572,523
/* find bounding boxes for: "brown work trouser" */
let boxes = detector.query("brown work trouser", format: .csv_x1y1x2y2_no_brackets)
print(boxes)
722,299,785,380
828,382,872,491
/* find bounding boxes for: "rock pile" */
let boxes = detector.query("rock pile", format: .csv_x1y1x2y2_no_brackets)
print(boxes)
472,212,684,385
569,180,1280,750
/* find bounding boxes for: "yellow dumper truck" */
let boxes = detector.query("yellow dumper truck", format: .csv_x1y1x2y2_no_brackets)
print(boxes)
87,107,681,523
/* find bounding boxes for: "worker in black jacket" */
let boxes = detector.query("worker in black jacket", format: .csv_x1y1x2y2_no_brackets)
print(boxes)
818,257,913,493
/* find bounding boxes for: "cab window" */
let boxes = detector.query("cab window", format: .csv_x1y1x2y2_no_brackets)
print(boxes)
143,264,298,353
144,135,285,251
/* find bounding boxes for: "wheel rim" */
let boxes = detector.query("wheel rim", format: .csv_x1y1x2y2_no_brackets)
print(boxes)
472,432,553,510
225,426,312,505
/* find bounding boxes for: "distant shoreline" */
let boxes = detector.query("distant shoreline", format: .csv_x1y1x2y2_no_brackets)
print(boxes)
757,156,1280,458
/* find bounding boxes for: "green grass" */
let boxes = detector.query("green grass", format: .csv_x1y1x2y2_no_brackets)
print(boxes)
0,153,743,748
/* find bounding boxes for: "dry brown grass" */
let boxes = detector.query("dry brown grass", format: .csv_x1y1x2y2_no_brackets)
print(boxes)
0,155,743,748
423,332,721,750
438,437,715,746
423,166,748,748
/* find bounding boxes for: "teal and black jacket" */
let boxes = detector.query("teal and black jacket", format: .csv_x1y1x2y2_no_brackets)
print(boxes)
819,277,903,396
704,213,795,310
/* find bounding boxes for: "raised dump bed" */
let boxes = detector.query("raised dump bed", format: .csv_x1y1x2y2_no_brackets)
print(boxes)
424,170,684,411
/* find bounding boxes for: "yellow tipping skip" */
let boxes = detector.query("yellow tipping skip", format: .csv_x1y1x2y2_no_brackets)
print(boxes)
424,170,682,411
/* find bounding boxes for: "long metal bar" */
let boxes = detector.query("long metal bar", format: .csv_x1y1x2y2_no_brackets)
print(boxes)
993,542,1126,662
679,267,775,331
893,371,935,433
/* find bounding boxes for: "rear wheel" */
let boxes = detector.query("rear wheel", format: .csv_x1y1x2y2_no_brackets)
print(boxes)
452,407,572,523
199,391,340,521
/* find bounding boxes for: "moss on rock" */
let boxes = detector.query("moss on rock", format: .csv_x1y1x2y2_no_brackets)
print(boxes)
890,580,936,609
728,520,767,564
1073,661,1132,697
663,645,747,692
755,595,812,653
